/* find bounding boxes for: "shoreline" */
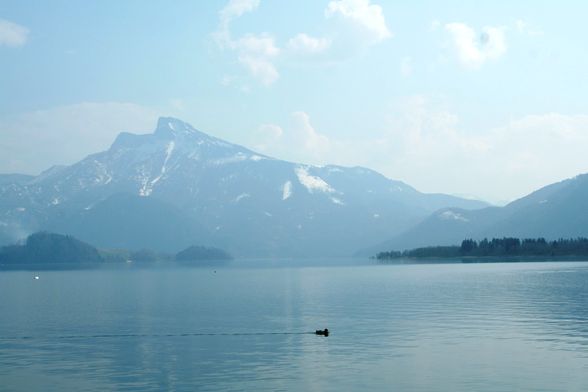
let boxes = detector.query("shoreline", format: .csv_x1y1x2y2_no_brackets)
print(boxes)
376,255,588,264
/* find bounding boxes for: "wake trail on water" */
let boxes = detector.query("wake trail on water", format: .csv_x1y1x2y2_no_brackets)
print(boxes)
0,331,317,341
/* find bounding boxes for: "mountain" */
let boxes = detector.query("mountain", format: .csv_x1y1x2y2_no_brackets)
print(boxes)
0,174,34,185
0,117,487,257
368,174,588,253
45,193,210,252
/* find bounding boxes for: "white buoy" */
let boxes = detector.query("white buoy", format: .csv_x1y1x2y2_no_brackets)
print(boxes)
34,276,39,280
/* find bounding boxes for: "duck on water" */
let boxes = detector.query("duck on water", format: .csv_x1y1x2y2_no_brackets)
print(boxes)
315,328,329,336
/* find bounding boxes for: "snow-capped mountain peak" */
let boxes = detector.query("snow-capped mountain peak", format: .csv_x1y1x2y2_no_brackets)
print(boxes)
155,117,207,140
0,117,488,257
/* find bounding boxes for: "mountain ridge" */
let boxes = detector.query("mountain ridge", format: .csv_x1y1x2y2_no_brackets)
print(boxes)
365,174,588,255
0,116,488,257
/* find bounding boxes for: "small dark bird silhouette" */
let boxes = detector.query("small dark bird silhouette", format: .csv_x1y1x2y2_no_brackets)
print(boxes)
315,328,329,337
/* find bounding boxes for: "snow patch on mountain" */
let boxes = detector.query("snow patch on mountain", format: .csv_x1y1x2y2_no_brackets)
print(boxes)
210,152,248,166
98,173,112,185
234,193,250,202
138,171,151,197
331,197,344,205
439,210,469,222
282,181,292,200
139,141,175,197
93,160,112,185
295,167,335,194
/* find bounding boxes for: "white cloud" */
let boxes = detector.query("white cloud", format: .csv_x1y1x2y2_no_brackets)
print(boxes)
251,97,588,203
445,22,506,69
0,102,159,174
0,19,29,47
234,34,279,61
234,33,280,85
215,0,281,85
378,96,588,203
254,123,283,151
257,123,283,139
251,112,331,164
325,0,392,43
487,113,588,174
219,0,260,22
216,0,260,45
291,111,330,156
214,0,392,84
287,33,331,54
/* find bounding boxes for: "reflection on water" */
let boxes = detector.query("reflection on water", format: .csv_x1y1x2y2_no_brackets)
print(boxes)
1,262,588,391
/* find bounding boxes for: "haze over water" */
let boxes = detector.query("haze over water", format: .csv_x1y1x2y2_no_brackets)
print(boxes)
1,261,587,391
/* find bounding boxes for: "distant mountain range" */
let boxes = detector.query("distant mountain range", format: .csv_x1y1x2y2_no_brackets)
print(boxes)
0,117,487,257
365,173,588,255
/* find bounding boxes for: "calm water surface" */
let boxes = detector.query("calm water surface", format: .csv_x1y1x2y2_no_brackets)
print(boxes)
1,261,588,391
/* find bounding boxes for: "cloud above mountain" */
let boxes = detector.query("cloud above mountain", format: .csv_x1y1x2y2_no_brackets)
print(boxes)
378,97,588,203
325,0,392,44
233,33,281,86
3,97,588,205
0,18,29,47
287,34,331,55
253,111,331,164
444,22,507,69
214,0,391,86
249,95,588,203
214,0,280,85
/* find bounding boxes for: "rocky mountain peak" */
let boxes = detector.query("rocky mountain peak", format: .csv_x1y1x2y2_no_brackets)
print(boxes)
155,117,196,137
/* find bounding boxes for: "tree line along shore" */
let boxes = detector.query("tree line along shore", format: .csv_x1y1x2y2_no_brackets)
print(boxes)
0,232,232,265
376,237,588,260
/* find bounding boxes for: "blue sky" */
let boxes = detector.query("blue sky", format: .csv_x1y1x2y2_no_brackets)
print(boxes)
1,0,588,204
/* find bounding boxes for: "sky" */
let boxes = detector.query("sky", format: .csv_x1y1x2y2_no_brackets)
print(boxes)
1,0,588,204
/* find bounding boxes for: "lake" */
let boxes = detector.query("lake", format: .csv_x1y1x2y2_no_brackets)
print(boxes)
1,261,588,391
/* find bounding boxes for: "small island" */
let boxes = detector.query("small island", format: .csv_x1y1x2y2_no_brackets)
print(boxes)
376,237,588,262
0,232,103,265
